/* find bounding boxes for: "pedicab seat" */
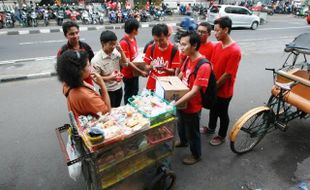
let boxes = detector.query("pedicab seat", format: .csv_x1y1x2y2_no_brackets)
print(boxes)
271,69,310,114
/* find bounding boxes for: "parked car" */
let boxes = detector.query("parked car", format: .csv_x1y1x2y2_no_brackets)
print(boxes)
207,5,260,30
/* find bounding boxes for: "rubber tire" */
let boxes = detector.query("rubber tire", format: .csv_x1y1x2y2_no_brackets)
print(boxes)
0,22,3,29
251,21,259,30
230,108,273,154
6,22,14,28
147,167,176,190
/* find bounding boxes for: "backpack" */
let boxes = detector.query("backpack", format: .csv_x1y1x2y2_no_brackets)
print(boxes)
151,44,178,66
120,37,135,57
183,57,217,109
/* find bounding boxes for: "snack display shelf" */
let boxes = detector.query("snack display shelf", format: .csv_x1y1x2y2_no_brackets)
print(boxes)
97,134,173,173
101,147,172,189
56,116,177,190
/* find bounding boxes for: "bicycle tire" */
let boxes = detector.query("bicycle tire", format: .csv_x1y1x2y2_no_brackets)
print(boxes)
230,106,273,154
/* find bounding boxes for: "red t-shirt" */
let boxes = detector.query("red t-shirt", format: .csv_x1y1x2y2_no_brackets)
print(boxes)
181,57,211,113
211,42,241,98
144,43,180,90
120,35,138,78
199,41,214,61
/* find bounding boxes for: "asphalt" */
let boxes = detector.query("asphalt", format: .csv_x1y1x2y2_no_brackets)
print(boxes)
0,15,186,83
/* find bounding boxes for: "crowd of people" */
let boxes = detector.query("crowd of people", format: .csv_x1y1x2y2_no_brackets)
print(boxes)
56,16,241,166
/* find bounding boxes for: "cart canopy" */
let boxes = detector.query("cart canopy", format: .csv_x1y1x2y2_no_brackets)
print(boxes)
285,33,310,55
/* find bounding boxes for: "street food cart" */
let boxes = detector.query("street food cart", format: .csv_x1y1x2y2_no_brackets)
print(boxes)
56,92,177,190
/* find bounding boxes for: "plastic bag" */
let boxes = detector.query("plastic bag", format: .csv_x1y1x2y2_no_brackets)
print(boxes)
66,136,82,181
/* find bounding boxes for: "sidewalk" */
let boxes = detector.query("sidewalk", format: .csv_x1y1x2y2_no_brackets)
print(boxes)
0,15,184,36
0,58,57,83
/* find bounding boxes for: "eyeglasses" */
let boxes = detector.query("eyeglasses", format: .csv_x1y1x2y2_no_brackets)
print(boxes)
197,30,208,34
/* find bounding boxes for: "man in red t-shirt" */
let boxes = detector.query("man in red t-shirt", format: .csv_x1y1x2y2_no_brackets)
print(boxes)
120,19,148,104
143,24,180,91
175,31,211,165
177,22,214,76
197,22,214,61
206,16,241,146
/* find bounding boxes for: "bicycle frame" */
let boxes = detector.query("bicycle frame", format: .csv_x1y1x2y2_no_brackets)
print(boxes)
265,69,309,132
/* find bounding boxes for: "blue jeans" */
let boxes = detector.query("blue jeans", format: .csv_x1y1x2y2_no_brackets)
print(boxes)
177,110,201,158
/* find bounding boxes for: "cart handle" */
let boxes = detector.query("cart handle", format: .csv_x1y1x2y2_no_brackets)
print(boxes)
55,124,90,166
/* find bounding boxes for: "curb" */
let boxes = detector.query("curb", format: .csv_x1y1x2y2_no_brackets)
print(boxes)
0,22,178,36
0,72,57,83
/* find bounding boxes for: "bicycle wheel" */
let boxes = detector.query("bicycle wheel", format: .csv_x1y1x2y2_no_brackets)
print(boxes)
230,106,273,154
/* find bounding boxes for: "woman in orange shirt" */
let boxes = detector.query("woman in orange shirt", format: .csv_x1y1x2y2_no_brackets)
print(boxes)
56,50,111,118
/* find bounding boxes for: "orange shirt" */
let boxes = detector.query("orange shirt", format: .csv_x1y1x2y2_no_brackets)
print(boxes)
63,84,109,118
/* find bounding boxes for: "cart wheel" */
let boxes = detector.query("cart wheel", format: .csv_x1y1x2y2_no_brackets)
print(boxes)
229,106,274,154
146,166,176,190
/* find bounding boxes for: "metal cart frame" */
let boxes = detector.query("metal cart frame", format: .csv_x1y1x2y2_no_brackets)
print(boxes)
56,117,177,190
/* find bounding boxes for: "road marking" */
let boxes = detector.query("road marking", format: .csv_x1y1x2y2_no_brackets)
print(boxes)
0,56,56,65
237,35,294,43
0,47,145,65
19,38,86,45
258,26,310,31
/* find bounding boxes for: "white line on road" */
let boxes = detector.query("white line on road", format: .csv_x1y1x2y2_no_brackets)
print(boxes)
258,26,310,31
237,35,294,43
0,56,56,65
19,38,86,45
0,47,145,65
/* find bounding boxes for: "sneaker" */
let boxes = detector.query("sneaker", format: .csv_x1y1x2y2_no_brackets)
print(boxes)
200,127,215,134
182,155,201,165
210,136,225,146
175,141,188,148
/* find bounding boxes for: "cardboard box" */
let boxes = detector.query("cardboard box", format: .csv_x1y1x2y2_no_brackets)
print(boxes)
132,54,147,77
155,76,189,109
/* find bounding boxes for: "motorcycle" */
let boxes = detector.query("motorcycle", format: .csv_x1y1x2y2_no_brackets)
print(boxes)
91,12,100,24
117,10,122,23
56,9,64,26
98,12,104,24
122,9,129,22
81,10,91,24
163,7,173,16
140,10,151,22
20,10,28,27
5,12,15,28
109,10,117,23
43,10,49,26
30,10,38,27
174,17,197,43
69,10,78,21
153,9,165,21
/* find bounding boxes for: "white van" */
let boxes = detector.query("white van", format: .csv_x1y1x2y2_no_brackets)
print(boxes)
207,5,260,30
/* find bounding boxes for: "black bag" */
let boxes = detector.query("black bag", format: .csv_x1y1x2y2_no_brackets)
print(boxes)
183,57,217,109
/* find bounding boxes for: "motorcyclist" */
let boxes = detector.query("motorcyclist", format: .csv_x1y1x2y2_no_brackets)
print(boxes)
174,16,198,43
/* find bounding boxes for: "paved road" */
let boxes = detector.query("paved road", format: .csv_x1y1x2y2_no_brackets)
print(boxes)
0,14,310,190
